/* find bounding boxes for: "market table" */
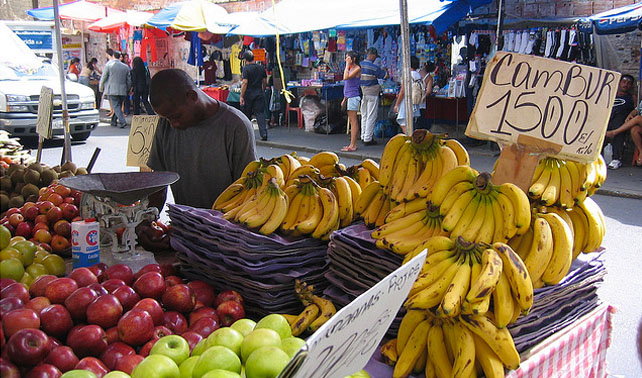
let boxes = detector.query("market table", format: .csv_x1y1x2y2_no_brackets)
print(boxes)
202,86,229,103
425,96,468,136
287,82,344,132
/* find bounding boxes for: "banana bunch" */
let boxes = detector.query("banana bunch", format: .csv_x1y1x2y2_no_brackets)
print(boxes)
404,238,533,326
307,151,346,178
508,207,574,288
379,130,470,204
391,313,520,378
430,167,531,243
371,201,446,255
212,168,267,212
566,197,606,258
354,181,392,228
281,175,340,240
318,175,360,227
281,280,337,336
528,156,607,208
345,158,380,188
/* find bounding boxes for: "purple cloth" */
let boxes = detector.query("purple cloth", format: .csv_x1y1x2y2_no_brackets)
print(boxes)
343,75,360,98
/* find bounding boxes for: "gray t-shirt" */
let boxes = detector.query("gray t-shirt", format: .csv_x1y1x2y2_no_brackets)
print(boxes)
147,102,257,209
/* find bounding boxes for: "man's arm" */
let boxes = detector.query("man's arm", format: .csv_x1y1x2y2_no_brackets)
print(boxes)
147,186,167,214
99,64,109,93
240,78,248,106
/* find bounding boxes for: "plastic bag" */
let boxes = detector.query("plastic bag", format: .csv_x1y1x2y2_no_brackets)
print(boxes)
603,143,613,164
374,120,399,138
269,88,281,112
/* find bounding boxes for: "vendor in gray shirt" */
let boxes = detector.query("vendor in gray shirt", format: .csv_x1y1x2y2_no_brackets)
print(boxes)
146,69,257,209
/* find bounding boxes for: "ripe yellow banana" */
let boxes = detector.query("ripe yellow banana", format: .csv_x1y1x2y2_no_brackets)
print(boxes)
441,189,476,232
540,212,573,285
558,162,574,208
360,158,380,181
387,144,414,201
466,248,503,303
529,159,552,199
306,294,336,333
409,254,459,297
497,183,531,235
452,322,476,378
406,153,435,201
430,166,478,206
240,159,263,178
355,181,382,216
295,193,323,234
565,160,581,198
332,177,354,227
439,254,472,317
393,319,431,378
309,151,339,170
397,310,429,355
374,197,391,228
311,187,340,239
213,184,245,210
259,189,288,235
443,138,470,166
264,164,285,188
363,190,386,228
243,191,277,229
290,304,320,336
577,197,605,253
372,210,426,239
522,217,554,284
489,194,507,243
461,194,489,242
492,243,533,314
285,165,320,187
492,272,515,328
412,235,455,257
450,192,483,241
493,191,517,241
342,175,362,215
427,322,453,378
396,155,421,202
281,313,298,328
386,198,428,222
475,196,496,244
540,160,560,206
405,256,461,310
280,191,304,232
472,334,505,378
380,134,409,187
381,338,399,366
460,314,520,370
438,142,459,176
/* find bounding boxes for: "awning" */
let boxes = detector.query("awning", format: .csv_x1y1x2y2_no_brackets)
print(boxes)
224,11,291,36
146,0,230,34
578,2,642,35
88,10,154,33
27,0,123,22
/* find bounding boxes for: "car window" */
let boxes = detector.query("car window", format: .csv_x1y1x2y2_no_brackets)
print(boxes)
0,62,58,81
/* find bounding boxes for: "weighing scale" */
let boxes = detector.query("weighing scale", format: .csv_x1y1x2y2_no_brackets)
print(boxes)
60,172,179,271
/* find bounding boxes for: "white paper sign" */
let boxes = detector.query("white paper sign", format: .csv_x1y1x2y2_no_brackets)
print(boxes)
36,86,53,139
127,115,160,167
283,250,426,378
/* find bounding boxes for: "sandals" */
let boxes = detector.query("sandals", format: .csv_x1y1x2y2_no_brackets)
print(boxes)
341,145,358,152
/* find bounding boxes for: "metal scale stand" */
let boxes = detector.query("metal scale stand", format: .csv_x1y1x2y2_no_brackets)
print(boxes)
60,172,179,272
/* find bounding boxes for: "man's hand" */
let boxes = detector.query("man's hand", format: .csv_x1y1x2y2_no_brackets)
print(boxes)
606,130,616,139
136,219,171,252
240,97,245,106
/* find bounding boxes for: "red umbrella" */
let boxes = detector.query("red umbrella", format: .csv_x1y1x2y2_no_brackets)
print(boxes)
27,0,124,22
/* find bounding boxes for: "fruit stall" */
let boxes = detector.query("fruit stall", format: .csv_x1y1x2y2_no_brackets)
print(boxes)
0,54,616,378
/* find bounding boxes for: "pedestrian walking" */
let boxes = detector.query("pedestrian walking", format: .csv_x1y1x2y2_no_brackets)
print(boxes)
359,48,387,145
341,51,362,152
130,57,155,115
100,50,131,128
240,51,269,141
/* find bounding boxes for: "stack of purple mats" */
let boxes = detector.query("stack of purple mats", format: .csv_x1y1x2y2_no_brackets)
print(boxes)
322,222,405,336
167,204,330,317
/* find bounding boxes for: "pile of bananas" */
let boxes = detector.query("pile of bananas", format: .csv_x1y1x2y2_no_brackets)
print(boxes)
344,158,380,188
0,131,35,164
528,156,606,207
281,280,337,336
354,181,390,228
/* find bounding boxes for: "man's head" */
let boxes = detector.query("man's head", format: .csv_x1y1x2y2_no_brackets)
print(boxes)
106,48,114,59
619,74,635,95
113,51,121,60
243,50,254,63
366,47,378,60
410,56,420,70
150,69,204,130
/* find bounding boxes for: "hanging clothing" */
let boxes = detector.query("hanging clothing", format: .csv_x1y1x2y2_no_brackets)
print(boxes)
230,43,242,76
187,32,203,67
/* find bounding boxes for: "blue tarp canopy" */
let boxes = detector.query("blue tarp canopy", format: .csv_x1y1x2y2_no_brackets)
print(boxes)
578,2,642,35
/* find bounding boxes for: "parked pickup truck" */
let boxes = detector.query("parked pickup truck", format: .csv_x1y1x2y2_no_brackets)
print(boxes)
0,61,99,141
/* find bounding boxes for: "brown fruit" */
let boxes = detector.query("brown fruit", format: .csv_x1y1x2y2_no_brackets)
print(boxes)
40,169,58,186
61,161,77,175
75,167,88,175
10,168,25,185
21,183,40,199
28,163,44,174
24,169,41,185
8,195,24,208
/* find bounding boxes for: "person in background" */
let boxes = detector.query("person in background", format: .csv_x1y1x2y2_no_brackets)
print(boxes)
130,57,154,115
67,57,80,80
604,74,636,169
341,50,362,152
606,98,642,166
78,60,93,86
146,69,257,210
102,49,117,118
240,50,269,141
359,48,387,145
394,56,422,134
416,61,435,130
120,53,132,116
87,58,102,109
100,50,131,128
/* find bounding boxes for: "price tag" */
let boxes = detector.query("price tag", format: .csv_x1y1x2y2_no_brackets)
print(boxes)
280,250,426,378
127,115,160,167
36,86,53,139
52,119,63,129
466,52,620,163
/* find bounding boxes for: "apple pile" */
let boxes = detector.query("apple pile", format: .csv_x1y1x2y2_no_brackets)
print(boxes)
0,182,83,257
0,262,247,378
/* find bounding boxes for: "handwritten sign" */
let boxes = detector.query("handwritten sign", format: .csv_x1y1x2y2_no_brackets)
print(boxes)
253,48,266,63
36,86,53,139
127,115,160,167
282,250,426,378
466,52,620,163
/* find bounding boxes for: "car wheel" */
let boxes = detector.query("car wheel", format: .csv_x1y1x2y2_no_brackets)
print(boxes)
72,132,91,141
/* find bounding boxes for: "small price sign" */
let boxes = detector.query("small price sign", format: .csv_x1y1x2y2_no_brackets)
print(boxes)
127,115,160,167
466,52,620,163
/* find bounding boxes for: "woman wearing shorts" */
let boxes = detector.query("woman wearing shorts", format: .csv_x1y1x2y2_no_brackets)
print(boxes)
341,51,362,152
394,56,422,134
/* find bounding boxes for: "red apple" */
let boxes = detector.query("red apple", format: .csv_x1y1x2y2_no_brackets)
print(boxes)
114,354,143,375
29,275,57,298
44,346,78,373
34,214,48,225
8,213,24,228
64,287,99,321
24,297,50,315
99,342,135,370
50,235,70,254
74,357,108,378
61,205,78,221
189,306,219,326
38,243,52,253
86,283,108,296
52,220,71,239
188,316,219,338
23,206,39,221
193,300,205,310
1,282,29,304
133,272,165,300
132,298,163,326
161,284,195,313
164,275,183,287
0,297,24,318
6,328,52,366
46,207,63,224
161,311,188,335
0,278,17,290
45,278,78,304
32,223,50,234
86,294,123,329
152,325,173,340
180,331,203,353
37,201,54,215
48,194,63,207
101,278,126,293
188,281,216,307
72,191,83,207
215,290,244,307
105,326,119,344
159,263,176,277
5,207,21,217
103,264,134,286
24,363,61,378
66,325,108,358
0,357,20,378
15,222,32,238
87,263,107,279
112,286,140,311
39,304,73,338
216,300,245,327
138,339,157,357
33,229,52,244
3,308,40,338
49,337,62,349
133,264,161,280
117,309,154,346
68,268,97,288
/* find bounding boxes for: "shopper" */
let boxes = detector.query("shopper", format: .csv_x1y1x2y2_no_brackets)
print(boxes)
78,61,93,86
359,48,387,145
67,57,80,80
416,61,435,130
120,53,132,116
606,99,642,166
102,49,117,118
99,50,131,128
341,51,362,152
130,57,154,115
146,69,257,209
240,51,269,141
604,74,636,169
394,56,422,134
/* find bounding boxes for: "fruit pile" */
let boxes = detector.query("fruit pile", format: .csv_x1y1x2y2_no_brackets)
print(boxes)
0,231,67,287
0,262,251,377
280,280,337,337
0,131,35,165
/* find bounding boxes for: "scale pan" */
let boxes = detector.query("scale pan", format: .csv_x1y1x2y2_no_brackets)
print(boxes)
60,171,179,205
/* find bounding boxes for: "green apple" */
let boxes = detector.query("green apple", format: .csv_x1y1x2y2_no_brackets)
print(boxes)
244,346,291,378
240,328,282,362
205,327,244,357
131,354,180,378
201,370,242,378
230,318,256,337
103,372,131,378
280,337,306,358
192,346,242,378
151,335,190,365
346,370,371,378
192,339,208,356
0,257,24,281
60,370,98,378
179,356,200,378
254,314,292,340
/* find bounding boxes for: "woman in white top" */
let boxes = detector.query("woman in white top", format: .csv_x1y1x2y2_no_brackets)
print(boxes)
417,61,435,130
394,56,422,134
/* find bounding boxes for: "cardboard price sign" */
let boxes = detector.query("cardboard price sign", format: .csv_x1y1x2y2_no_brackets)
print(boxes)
36,86,54,139
466,52,620,163
280,250,426,378
127,115,160,167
